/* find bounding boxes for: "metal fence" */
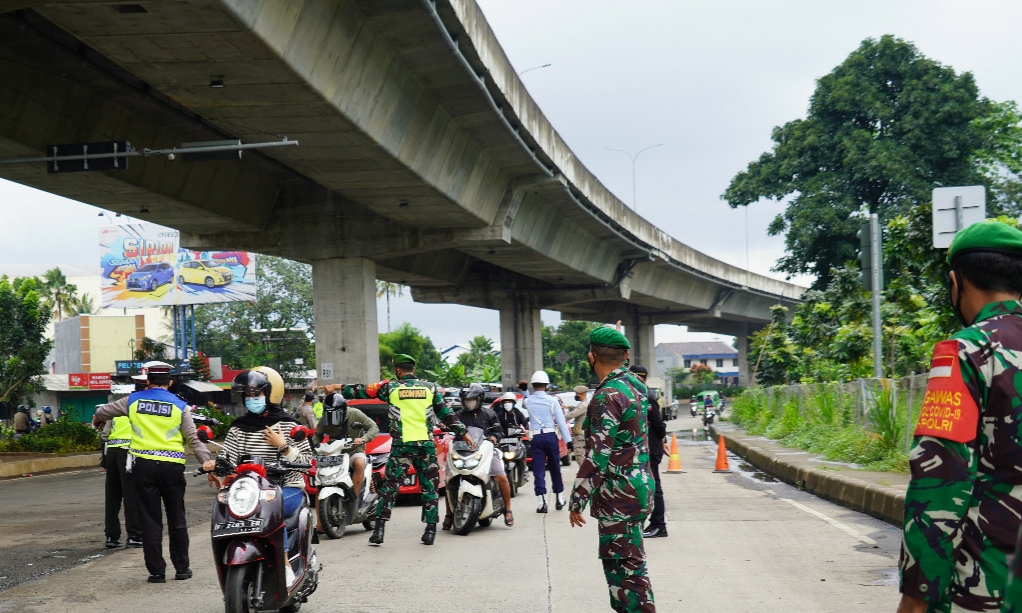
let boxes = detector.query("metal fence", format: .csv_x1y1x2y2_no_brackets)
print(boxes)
754,374,929,452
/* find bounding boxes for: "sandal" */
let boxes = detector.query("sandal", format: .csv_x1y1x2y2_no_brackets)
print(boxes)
442,515,453,531
504,510,514,527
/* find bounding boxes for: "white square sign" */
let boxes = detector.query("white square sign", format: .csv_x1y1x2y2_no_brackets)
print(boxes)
320,363,333,380
932,186,986,248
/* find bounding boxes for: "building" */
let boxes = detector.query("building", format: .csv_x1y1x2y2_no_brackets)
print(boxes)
655,341,740,387
50,314,146,375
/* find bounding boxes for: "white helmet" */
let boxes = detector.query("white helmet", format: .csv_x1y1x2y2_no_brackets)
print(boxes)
501,391,517,402
530,370,550,385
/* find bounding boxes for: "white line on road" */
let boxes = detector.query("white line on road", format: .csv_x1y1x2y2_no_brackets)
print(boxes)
765,489,877,545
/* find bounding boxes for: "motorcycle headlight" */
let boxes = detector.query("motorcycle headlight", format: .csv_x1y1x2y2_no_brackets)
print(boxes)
227,477,260,518
503,451,516,460
453,458,465,469
463,457,480,469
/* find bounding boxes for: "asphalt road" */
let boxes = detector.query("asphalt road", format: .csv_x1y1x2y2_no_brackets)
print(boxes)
0,425,903,612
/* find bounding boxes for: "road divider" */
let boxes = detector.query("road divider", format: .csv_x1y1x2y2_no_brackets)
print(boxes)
0,453,100,479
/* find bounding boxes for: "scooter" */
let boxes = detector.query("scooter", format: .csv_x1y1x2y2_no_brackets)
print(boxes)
445,427,505,535
702,405,717,427
689,402,698,418
196,431,320,613
497,427,528,497
313,425,380,539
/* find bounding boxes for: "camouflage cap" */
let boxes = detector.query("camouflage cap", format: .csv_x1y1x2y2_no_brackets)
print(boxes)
393,353,416,367
947,221,1022,264
589,326,630,349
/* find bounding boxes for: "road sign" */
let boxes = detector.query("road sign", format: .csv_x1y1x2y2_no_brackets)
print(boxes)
320,363,333,380
556,350,570,365
933,186,986,248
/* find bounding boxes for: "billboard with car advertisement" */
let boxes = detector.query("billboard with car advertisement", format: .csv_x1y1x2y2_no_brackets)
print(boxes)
100,223,257,308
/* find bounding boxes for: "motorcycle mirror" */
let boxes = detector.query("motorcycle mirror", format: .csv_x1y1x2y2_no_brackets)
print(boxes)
196,425,212,442
432,427,443,436
290,426,308,442
321,434,330,443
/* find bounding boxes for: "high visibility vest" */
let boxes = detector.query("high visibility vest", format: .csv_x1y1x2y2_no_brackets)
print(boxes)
313,402,323,420
388,382,433,443
107,415,132,448
127,388,188,464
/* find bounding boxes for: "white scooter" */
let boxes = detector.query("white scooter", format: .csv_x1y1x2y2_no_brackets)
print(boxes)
445,427,505,536
315,425,377,539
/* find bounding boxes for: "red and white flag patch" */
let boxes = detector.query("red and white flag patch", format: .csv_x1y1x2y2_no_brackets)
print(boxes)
914,340,979,443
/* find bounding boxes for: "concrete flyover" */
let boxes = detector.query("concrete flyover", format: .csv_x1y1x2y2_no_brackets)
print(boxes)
0,0,804,385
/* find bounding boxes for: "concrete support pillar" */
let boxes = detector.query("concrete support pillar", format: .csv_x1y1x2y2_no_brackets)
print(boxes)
312,257,379,385
625,321,656,377
737,323,753,387
499,301,543,389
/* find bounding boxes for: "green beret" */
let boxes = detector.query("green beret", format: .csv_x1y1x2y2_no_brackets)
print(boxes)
393,353,416,366
948,221,1022,264
590,327,630,349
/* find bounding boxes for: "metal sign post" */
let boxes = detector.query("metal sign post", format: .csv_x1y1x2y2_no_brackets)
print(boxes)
869,213,883,378
933,186,986,248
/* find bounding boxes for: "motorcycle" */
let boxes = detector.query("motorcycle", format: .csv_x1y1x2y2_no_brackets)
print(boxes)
313,424,381,539
689,402,698,418
445,427,504,535
497,427,528,497
702,405,717,427
196,430,320,613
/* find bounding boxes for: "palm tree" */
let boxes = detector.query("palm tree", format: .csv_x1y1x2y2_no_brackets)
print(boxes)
67,292,99,316
375,281,405,333
40,268,77,321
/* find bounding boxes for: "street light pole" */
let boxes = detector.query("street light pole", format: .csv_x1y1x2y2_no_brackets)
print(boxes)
518,63,551,76
606,144,662,212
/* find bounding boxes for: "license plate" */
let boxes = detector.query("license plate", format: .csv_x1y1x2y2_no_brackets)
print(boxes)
402,475,417,486
499,438,519,445
214,518,263,534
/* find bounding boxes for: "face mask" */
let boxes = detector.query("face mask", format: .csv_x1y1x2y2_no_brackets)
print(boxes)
463,399,479,411
503,402,515,412
245,396,267,414
949,270,970,327
587,353,597,378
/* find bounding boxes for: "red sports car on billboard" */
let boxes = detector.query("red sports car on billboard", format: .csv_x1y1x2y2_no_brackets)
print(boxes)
351,399,453,497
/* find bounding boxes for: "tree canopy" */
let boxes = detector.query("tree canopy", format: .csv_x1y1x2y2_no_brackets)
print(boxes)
0,276,51,404
542,320,599,388
379,323,443,380
723,35,990,287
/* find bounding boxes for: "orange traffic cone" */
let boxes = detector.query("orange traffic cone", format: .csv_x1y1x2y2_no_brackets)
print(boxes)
665,434,684,473
713,435,731,473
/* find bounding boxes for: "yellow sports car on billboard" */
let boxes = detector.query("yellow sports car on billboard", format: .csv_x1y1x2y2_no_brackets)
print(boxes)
177,260,233,288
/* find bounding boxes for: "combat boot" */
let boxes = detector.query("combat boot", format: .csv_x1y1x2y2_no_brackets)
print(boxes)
421,522,437,545
536,495,548,513
368,519,385,545
555,494,566,511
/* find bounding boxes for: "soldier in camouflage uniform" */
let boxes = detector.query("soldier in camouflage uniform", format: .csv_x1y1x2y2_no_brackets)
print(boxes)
898,222,1022,613
569,327,655,613
1002,527,1022,612
323,354,472,546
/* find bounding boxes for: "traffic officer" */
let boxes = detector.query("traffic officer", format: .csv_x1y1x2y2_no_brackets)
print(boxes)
564,385,591,465
630,365,668,539
524,370,571,513
569,327,655,613
313,394,324,422
323,354,473,546
98,372,147,549
93,361,213,583
898,221,1022,613
296,391,317,429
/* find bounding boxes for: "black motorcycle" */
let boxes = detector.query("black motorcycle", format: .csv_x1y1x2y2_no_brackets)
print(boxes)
196,431,320,613
497,427,528,497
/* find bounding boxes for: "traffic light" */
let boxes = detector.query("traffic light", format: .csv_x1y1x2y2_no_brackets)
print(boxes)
857,221,873,291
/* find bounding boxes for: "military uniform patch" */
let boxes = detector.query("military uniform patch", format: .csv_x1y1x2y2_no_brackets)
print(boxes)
398,388,428,400
913,340,979,443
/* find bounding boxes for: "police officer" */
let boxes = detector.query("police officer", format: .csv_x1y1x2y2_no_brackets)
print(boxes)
296,391,317,429
323,354,473,546
898,222,1022,613
524,370,571,513
98,372,147,549
93,361,213,583
564,385,591,465
630,365,668,539
569,327,655,613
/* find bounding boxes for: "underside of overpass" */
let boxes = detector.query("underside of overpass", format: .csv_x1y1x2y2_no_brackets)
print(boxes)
0,0,803,385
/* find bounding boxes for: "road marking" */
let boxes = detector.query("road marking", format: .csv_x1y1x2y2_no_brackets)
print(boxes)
765,489,877,545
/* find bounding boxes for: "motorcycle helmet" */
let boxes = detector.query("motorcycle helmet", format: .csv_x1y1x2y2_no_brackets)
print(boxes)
500,391,517,412
323,392,348,427
232,367,285,409
459,383,485,411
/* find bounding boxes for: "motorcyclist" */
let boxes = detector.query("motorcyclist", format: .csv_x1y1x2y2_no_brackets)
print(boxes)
201,367,313,588
442,384,515,529
39,406,55,427
312,393,379,499
495,391,528,437
13,405,31,436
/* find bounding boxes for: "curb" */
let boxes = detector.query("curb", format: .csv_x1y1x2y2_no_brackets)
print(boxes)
0,453,101,478
710,426,905,527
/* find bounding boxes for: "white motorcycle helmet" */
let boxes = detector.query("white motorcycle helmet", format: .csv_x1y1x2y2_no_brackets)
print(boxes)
500,391,517,411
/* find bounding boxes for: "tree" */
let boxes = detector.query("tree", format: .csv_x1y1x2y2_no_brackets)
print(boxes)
723,35,989,287
67,291,98,316
542,320,599,388
0,277,52,404
189,354,212,381
134,336,170,362
375,281,405,333
39,267,79,321
749,306,799,386
378,323,443,380
689,363,717,386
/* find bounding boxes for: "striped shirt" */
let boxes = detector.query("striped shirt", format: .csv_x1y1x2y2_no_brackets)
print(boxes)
220,420,313,489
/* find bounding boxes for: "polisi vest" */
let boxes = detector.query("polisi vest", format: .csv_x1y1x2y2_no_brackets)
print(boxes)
107,415,132,448
388,381,433,443
127,387,188,464
313,401,323,420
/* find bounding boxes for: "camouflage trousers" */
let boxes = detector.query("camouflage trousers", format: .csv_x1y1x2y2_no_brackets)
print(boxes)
376,443,440,524
599,520,656,612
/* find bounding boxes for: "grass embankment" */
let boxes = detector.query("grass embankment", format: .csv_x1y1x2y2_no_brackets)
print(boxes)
727,384,910,473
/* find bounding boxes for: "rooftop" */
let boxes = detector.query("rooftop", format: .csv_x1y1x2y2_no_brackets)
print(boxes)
657,341,737,357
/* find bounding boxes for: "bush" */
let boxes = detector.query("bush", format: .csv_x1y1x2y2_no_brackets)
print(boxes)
192,403,235,440
0,414,102,454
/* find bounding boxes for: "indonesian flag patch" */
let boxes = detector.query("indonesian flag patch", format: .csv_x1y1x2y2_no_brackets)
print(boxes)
913,340,979,443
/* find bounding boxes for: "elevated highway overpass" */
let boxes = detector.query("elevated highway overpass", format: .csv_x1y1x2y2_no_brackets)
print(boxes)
0,0,804,385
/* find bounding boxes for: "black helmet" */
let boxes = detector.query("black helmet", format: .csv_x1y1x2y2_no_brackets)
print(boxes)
459,383,485,411
629,364,648,377
323,392,348,427
231,370,274,405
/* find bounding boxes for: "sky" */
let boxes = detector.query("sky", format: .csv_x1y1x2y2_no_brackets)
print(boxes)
4,0,1022,351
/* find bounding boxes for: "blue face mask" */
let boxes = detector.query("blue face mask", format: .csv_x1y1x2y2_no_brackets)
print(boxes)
245,396,267,414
